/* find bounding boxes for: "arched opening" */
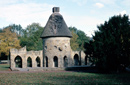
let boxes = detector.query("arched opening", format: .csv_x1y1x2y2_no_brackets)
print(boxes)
27,57,32,67
15,56,22,68
53,56,58,67
64,56,68,67
85,56,87,65
74,54,79,66
46,56,48,67
36,57,40,67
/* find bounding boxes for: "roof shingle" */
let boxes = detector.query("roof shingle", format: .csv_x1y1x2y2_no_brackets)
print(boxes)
40,7,72,38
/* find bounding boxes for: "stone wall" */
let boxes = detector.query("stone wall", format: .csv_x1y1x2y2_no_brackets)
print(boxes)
71,50,86,66
10,41,89,70
10,46,43,70
43,37,71,67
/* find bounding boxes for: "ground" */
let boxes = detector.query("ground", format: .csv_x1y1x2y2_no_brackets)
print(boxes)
0,64,130,84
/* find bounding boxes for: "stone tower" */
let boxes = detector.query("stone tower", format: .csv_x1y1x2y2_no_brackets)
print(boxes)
41,7,72,68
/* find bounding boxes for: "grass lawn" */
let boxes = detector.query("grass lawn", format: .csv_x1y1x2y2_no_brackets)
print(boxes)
0,64,10,71
0,71,130,84
0,64,130,85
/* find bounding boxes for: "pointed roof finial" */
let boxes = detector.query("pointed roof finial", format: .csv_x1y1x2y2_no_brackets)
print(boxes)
53,7,60,13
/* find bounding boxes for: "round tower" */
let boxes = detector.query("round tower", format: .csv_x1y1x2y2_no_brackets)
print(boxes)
41,7,72,68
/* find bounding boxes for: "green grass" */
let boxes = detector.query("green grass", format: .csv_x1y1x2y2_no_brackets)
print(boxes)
0,72,130,84
0,64,130,84
0,64,10,71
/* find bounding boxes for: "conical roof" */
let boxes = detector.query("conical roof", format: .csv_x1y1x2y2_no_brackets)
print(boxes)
40,7,72,38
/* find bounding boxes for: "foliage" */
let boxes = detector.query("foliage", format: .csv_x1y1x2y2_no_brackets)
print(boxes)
84,40,95,64
70,30,79,51
84,15,130,72
84,40,94,57
10,24,23,36
0,29,2,33
69,27,90,51
0,27,21,57
19,23,43,51
3,24,23,36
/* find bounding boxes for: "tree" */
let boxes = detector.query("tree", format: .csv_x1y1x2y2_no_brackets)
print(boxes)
69,27,90,50
4,24,23,36
0,27,21,59
70,30,79,50
84,15,130,72
0,29,2,33
20,23,43,51
77,30,90,50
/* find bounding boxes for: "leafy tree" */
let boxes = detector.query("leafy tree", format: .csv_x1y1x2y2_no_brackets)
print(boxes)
84,15,130,72
70,30,79,50
0,27,21,59
10,24,23,36
84,40,94,59
20,23,43,51
3,24,23,36
0,29,2,33
77,30,90,50
69,27,90,50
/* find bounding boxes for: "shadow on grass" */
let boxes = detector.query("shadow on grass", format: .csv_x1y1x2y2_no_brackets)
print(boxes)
65,66,130,74
65,66,99,73
64,66,130,84
41,71,130,84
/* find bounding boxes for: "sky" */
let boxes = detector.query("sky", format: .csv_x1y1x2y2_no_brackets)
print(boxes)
0,0,130,37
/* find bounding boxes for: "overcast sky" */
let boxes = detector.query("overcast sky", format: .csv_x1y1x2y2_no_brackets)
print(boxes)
0,0,129,37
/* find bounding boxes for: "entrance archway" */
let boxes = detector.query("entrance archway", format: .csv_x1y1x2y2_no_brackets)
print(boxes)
36,57,40,67
46,56,48,67
15,56,22,68
63,56,68,67
74,54,79,66
53,56,58,67
27,57,32,67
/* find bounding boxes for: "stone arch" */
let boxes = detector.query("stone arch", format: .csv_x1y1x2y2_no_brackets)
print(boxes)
74,54,79,66
27,57,32,67
45,56,48,67
63,56,68,67
36,57,40,67
53,56,58,67
14,56,22,68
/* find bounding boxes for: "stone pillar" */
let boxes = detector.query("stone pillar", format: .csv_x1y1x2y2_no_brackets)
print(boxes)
32,57,36,67
48,57,53,68
40,56,43,67
22,57,26,68
10,56,15,69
